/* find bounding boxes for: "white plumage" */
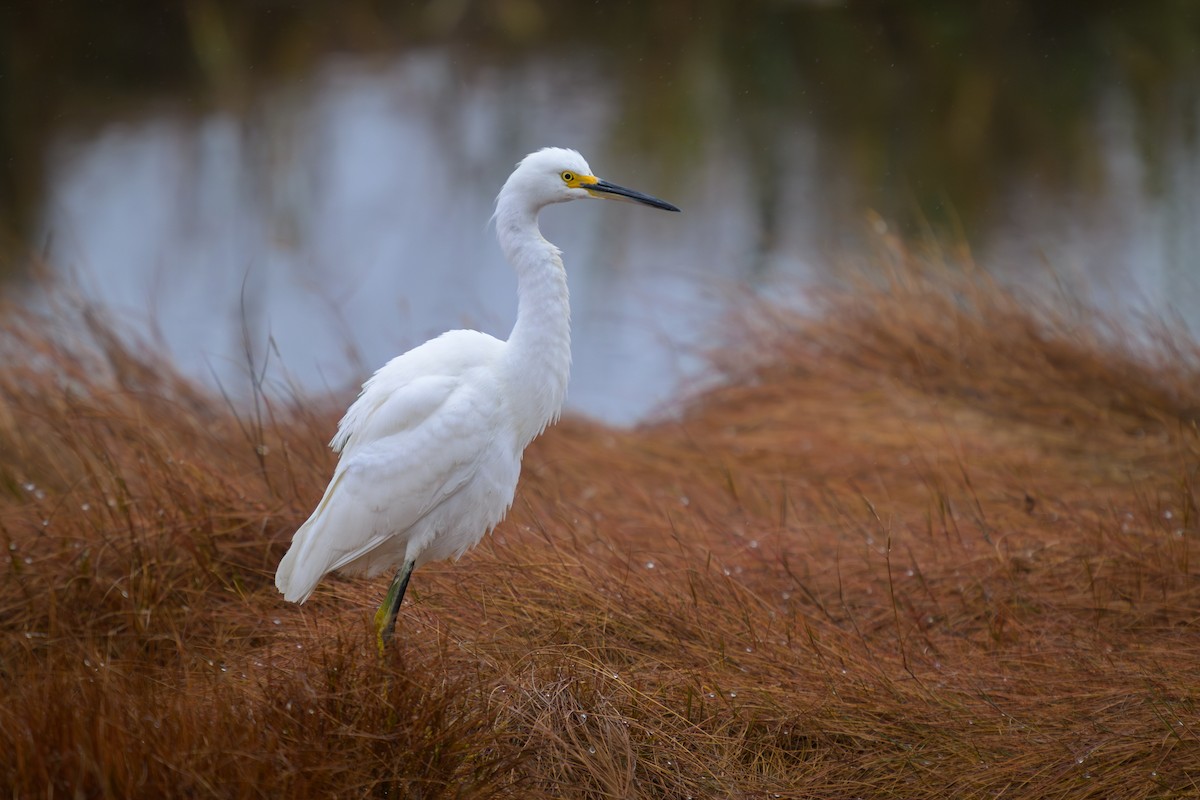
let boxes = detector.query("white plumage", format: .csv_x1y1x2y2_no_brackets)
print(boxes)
274,147,679,642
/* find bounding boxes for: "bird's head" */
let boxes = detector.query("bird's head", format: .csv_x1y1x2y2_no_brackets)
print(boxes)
500,147,680,214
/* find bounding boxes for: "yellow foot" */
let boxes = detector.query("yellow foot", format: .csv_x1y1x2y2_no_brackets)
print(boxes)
374,605,389,656
373,562,410,656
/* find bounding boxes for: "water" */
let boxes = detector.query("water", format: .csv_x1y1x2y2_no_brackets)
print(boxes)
39,53,724,423
4,5,1199,424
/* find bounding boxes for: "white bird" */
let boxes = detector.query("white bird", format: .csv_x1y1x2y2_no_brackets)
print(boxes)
275,147,679,645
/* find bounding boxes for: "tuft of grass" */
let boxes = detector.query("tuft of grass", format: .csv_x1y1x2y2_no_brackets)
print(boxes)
1,264,1198,798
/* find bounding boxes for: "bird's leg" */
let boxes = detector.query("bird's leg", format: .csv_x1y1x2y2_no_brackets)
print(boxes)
374,560,415,653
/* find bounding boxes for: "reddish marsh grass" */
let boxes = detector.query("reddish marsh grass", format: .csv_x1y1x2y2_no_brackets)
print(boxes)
1,269,1198,798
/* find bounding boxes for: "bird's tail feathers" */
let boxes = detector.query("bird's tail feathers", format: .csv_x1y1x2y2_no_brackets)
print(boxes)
274,515,331,604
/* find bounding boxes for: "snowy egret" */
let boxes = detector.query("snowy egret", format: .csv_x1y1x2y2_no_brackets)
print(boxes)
274,147,679,646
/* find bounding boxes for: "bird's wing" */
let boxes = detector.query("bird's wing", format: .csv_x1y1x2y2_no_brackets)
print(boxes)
330,330,502,454
275,356,506,603
330,370,458,455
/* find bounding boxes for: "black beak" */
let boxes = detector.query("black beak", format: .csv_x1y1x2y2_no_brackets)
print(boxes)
589,179,681,212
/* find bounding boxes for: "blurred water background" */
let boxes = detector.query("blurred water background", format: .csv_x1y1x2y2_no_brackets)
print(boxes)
1,1,1197,424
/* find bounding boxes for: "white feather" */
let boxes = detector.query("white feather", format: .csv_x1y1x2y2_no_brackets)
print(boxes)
275,331,518,602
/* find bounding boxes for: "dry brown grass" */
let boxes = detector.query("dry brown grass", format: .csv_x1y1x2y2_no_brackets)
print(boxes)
1,262,1198,798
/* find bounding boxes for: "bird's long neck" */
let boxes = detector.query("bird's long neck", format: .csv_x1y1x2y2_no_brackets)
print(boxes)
495,201,572,448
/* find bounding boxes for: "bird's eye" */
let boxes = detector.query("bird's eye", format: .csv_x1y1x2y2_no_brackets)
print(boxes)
561,171,575,183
